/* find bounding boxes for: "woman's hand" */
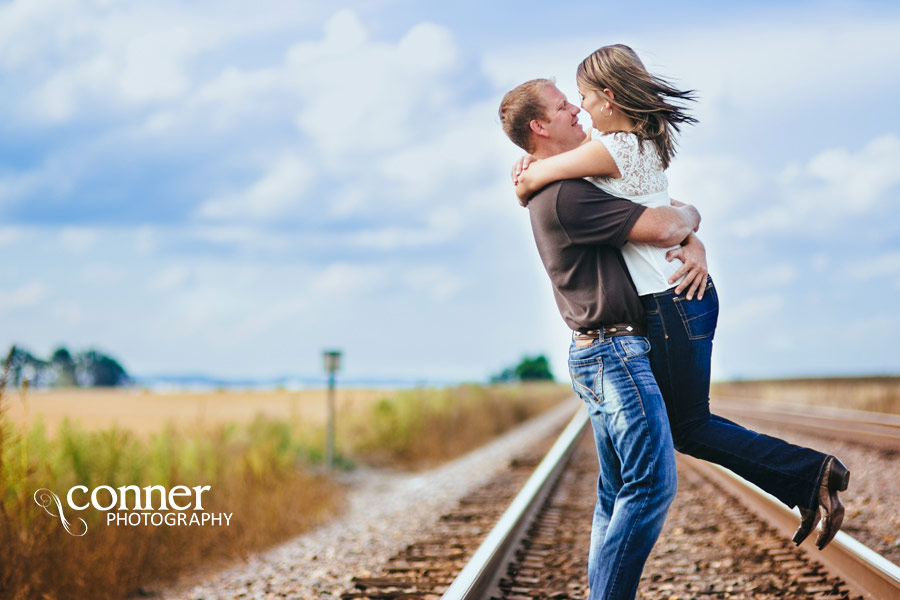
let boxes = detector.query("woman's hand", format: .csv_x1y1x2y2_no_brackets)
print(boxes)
510,154,535,184
515,165,541,204
511,154,536,206
666,234,708,300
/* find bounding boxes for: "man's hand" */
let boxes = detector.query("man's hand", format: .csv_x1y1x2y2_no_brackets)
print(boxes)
666,234,708,300
510,154,535,207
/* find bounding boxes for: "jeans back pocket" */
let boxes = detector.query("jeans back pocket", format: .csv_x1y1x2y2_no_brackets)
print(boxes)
673,284,719,340
568,356,604,406
613,336,651,361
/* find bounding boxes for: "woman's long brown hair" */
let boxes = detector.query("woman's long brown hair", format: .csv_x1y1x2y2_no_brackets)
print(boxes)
577,44,697,169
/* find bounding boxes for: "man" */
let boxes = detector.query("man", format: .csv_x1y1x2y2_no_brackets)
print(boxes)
497,79,848,600
499,79,704,600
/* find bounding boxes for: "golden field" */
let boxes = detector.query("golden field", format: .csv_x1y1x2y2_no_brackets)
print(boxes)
5,386,391,436
0,381,570,600
710,376,900,415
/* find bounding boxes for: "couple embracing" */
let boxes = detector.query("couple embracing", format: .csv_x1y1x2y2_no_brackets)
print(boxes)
498,44,850,600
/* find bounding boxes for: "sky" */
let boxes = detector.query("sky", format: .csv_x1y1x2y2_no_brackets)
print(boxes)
2,0,899,384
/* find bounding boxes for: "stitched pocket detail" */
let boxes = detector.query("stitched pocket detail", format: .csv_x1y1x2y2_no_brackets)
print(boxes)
673,285,719,340
569,357,604,405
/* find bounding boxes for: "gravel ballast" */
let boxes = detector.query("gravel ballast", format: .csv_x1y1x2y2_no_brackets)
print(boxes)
153,401,578,600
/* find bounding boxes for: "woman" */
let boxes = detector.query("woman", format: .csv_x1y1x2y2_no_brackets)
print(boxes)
513,44,849,550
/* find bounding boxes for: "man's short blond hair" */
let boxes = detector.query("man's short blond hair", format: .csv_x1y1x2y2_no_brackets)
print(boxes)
498,78,555,153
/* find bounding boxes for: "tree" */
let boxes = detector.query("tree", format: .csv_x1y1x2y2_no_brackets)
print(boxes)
491,354,555,383
6,346,47,387
514,355,554,381
77,350,129,387
2,345,130,388
51,347,77,386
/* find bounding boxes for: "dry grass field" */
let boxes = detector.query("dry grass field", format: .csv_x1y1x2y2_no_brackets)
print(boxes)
710,376,900,415
5,386,391,436
0,380,569,600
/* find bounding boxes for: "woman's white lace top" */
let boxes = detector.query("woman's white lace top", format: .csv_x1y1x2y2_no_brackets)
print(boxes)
587,131,683,295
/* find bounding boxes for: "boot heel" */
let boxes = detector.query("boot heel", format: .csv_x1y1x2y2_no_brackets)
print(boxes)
828,458,850,492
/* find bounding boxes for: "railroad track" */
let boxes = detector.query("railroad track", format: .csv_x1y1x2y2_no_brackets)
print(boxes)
343,405,900,600
710,397,900,452
683,457,900,600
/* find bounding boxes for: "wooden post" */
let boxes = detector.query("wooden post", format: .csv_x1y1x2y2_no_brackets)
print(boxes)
322,350,342,471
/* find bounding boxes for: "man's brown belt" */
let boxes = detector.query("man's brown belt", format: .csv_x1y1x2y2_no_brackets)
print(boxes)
575,323,647,339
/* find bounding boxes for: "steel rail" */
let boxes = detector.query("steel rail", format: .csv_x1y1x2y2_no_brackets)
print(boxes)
681,455,900,600
440,407,588,600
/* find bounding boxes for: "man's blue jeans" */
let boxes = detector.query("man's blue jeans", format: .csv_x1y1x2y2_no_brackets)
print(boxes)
641,278,828,511
568,334,677,600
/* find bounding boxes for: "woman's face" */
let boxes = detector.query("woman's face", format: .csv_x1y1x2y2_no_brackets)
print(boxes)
578,85,610,131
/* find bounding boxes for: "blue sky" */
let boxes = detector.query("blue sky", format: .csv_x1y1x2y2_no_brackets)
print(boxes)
2,0,899,382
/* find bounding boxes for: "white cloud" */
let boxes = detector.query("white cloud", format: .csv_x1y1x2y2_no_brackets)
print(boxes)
287,12,461,157
234,297,307,338
83,263,128,285
349,226,451,250
52,303,83,325
483,14,900,116
0,0,327,122
746,264,797,288
667,152,759,230
723,134,900,239
378,100,512,199
310,262,383,297
0,166,43,205
185,225,294,254
0,227,27,246
0,282,47,311
403,267,465,301
197,154,315,221
148,265,192,292
721,293,785,328
842,252,900,283
134,226,160,256
730,207,793,240
481,38,592,92
59,227,98,253
621,17,900,133
347,206,464,250
811,254,829,272
779,133,900,213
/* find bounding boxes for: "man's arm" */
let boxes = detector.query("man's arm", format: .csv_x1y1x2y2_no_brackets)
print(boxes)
627,203,700,247
553,181,699,250
628,198,709,300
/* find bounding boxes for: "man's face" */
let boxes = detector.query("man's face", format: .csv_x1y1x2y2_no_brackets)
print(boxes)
536,85,584,152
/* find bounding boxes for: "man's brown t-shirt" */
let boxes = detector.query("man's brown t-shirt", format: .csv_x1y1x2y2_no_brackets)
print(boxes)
527,179,647,332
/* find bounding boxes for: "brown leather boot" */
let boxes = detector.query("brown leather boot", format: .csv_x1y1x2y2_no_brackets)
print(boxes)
816,457,850,549
792,505,820,546
792,456,850,549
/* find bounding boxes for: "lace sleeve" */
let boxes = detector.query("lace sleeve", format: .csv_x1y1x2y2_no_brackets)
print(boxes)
592,132,667,196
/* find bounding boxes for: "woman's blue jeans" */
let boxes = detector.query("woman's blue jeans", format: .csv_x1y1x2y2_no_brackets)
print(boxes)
569,334,677,600
641,277,828,511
